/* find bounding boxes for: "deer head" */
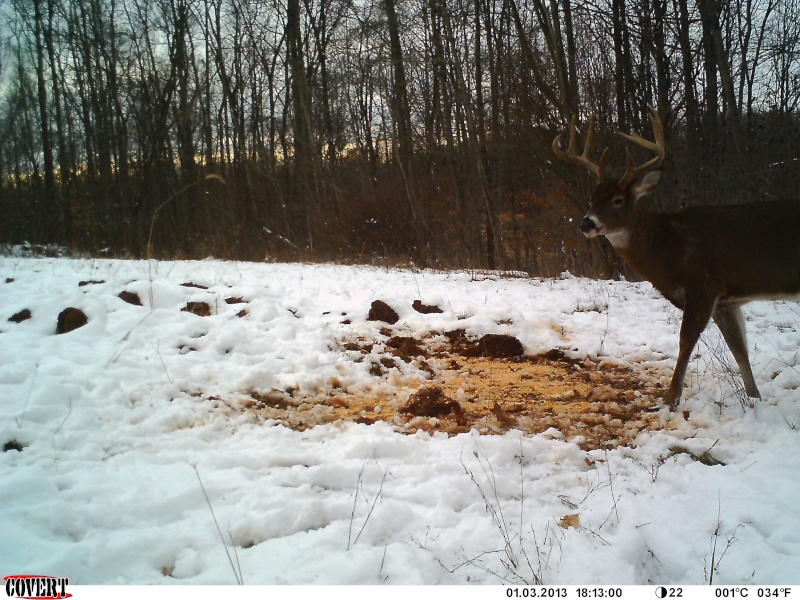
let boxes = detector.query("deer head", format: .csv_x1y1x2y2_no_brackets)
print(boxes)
553,106,666,249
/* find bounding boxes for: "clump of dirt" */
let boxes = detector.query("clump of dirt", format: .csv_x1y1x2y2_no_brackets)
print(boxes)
441,329,473,355
183,301,212,316
3,439,25,452
387,336,427,360
434,330,523,359
402,386,462,419
241,390,294,410
118,291,143,306
56,307,88,334
412,300,443,314
473,333,524,358
368,300,399,324
9,309,32,323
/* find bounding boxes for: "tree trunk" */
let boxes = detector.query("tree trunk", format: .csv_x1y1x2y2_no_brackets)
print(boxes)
383,0,414,175
33,0,55,197
697,0,743,156
675,0,700,145
612,0,629,127
173,0,196,180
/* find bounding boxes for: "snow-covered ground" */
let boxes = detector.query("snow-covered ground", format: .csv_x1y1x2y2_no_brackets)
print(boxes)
1,256,799,585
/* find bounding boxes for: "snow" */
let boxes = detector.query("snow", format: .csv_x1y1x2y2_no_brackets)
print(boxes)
1,256,799,585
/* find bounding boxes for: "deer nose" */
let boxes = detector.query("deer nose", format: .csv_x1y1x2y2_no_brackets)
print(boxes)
580,216,598,234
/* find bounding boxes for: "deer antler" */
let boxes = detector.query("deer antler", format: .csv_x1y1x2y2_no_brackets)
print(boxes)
552,114,608,180
616,104,665,189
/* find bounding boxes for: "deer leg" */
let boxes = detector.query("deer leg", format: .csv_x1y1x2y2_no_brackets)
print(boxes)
712,305,761,399
665,296,715,408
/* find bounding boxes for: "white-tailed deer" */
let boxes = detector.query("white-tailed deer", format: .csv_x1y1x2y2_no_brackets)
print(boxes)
553,105,800,407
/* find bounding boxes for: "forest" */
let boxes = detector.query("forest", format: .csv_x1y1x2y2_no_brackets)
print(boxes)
1,0,799,277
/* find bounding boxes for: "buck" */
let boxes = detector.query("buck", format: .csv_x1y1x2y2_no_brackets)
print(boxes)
553,105,800,408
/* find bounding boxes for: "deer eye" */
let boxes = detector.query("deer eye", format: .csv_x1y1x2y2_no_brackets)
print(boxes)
612,196,625,208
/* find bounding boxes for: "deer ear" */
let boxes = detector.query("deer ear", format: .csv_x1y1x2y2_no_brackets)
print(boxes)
631,170,661,200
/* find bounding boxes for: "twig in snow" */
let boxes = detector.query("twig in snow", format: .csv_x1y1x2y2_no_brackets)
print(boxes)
347,457,367,550
354,468,386,546
348,457,387,550
148,338,173,383
379,546,388,581
461,444,518,569
706,496,744,585
53,397,72,435
107,313,152,367
604,449,620,524
101,444,152,461
16,362,39,428
457,441,550,584
191,464,243,585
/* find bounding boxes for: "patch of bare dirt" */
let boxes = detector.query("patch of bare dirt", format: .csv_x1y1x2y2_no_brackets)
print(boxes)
182,301,212,316
222,330,664,450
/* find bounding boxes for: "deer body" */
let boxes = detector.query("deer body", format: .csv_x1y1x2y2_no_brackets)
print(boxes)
600,201,800,305
555,107,800,406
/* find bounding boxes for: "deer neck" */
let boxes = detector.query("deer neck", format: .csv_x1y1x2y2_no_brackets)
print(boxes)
603,206,652,252
612,208,672,285
604,229,631,249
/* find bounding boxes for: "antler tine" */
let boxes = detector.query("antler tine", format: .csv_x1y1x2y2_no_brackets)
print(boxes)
617,104,665,188
552,114,606,180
